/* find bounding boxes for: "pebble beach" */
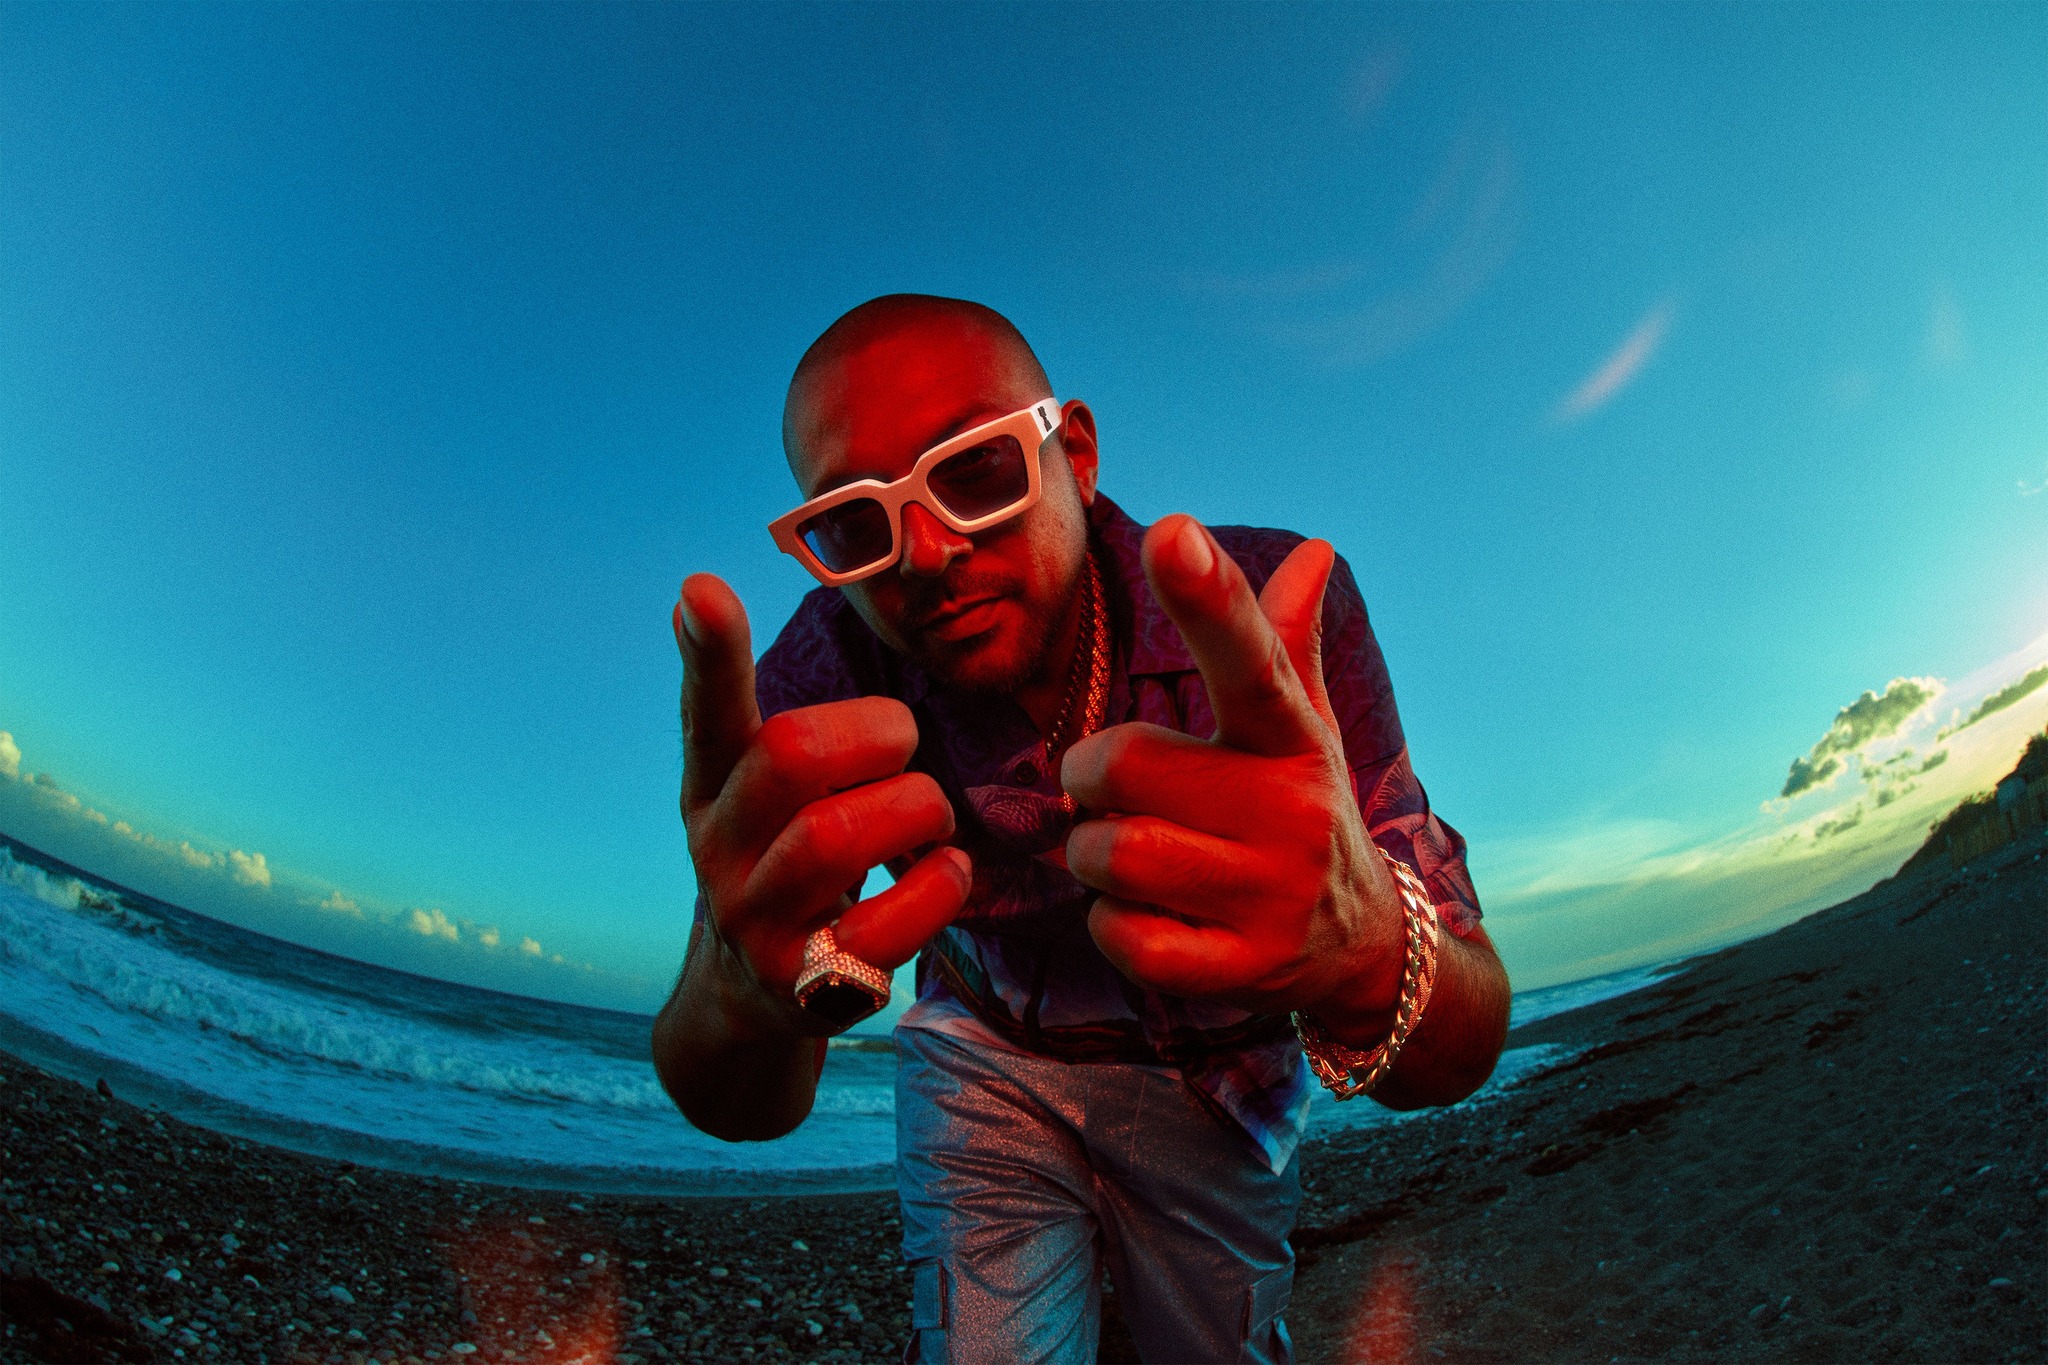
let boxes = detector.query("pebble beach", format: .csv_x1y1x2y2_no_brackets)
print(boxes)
4,826,2043,1364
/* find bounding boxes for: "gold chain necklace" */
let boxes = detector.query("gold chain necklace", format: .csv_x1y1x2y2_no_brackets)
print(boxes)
1047,551,1110,817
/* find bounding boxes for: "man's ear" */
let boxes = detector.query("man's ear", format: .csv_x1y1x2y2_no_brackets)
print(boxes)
1058,400,1099,506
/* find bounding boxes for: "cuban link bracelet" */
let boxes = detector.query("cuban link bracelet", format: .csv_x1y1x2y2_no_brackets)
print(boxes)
1293,856,1443,1100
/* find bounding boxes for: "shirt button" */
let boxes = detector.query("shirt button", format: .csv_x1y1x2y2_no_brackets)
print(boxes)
1011,761,1039,785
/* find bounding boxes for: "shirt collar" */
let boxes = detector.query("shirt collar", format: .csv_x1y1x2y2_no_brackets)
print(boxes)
1090,493,1195,677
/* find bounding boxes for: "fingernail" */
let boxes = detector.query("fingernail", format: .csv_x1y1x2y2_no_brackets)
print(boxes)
676,594,704,648
1175,519,1214,578
940,846,973,886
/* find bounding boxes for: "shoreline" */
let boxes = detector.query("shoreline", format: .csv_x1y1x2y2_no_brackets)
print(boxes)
5,831,2044,1362
0,1013,896,1201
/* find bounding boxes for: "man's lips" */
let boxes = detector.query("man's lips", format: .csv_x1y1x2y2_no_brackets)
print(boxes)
915,595,1004,641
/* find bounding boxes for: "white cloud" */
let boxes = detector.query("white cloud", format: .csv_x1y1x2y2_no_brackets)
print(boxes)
0,732,19,780
1553,299,1675,422
228,849,271,888
175,840,219,870
478,927,501,950
408,907,460,942
315,889,362,918
520,937,544,957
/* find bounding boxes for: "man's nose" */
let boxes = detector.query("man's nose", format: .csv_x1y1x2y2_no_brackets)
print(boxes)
898,502,971,578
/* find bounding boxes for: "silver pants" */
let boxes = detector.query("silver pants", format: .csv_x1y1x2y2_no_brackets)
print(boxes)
895,1024,1298,1364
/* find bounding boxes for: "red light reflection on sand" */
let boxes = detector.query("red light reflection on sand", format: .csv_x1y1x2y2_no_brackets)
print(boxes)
438,1213,620,1363
1340,1249,1417,1365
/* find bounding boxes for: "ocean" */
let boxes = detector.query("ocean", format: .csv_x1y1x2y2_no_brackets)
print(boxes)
0,834,1673,1195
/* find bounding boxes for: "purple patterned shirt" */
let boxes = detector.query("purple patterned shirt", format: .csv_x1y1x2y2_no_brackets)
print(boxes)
745,493,1480,1174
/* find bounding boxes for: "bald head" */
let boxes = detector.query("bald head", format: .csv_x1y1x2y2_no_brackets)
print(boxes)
768,294,1100,700
781,294,1053,486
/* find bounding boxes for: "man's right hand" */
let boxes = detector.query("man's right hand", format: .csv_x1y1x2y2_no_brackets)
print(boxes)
673,572,972,1042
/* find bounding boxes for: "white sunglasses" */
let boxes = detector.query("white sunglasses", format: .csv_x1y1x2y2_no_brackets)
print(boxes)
769,399,1063,586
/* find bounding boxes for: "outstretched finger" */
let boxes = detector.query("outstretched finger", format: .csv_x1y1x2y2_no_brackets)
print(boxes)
833,846,973,970
1141,514,1326,758
676,573,761,812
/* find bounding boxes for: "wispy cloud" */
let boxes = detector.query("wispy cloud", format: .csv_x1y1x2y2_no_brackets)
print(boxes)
1923,281,1966,370
1938,663,2048,740
1342,44,1404,124
1553,299,1675,423
1191,122,1520,370
1288,131,1519,369
1181,259,1368,302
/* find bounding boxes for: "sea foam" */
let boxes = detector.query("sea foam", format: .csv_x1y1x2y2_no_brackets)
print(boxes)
0,839,1669,1192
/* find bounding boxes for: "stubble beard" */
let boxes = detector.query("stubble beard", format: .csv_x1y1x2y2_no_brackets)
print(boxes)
910,546,1086,698
859,456,1094,697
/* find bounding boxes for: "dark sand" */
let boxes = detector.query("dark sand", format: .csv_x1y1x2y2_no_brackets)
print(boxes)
3,828,2042,1364
1287,830,2046,1364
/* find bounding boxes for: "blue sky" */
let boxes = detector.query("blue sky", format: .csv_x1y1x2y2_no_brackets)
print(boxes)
2,3,2044,1008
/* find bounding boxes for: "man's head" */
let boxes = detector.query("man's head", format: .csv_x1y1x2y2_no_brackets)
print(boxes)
781,294,1099,695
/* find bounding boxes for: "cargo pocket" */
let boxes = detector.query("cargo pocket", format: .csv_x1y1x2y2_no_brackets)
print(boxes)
901,1260,948,1363
1237,1262,1295,1364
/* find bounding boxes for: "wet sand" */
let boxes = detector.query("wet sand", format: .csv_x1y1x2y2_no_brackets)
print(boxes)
3,828,2043,1363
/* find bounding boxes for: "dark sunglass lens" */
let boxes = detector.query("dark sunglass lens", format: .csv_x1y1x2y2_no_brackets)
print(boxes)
929,435,1030,521
798,498,893,574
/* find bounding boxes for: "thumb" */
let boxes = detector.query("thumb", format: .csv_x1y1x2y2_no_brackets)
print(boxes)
1256,539,1340,743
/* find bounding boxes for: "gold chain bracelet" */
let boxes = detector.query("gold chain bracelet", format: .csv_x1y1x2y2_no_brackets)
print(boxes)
1293,856,1443,1100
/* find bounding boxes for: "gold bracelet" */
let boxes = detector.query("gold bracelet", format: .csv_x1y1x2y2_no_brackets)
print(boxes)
1293,856,1443,1101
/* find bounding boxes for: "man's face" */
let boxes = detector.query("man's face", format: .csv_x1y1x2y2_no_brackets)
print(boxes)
784,324,1098,694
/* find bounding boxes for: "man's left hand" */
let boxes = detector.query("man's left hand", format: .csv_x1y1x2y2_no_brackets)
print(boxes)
1061,514,1405,1020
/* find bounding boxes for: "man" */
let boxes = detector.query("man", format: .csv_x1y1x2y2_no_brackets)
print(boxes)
653,295,1509,1363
